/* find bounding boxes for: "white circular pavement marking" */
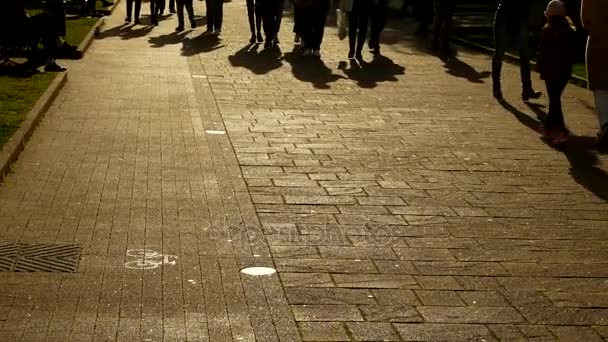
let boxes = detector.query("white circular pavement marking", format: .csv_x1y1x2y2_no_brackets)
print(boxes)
240,267,277,276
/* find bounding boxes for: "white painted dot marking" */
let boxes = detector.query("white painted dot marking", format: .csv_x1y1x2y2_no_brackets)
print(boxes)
205,130,226,135
191,75,207,78
241,267,277,276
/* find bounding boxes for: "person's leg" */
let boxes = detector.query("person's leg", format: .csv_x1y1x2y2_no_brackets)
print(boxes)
439,1,455,55
134,0,142,23
205,0,214,31
176,0,185,29
518,17,540,100
492,6,506,99
126,0,133,20
313,0,330,51
185,0,195,27
348,5,360,57
150,0,157,25
545,80,566,131
595,90,608,148
169,0,176,12
431,0,442,50
275,0,285,40
158,0,166,15
247,0,256,36
255,1,263,39
262,1,276,47
215,0,223,31
356,1,370,57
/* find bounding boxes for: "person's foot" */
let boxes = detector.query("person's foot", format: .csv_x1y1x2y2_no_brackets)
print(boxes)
550,130,569,147
539,125,555,141
169,8,176,13
191,21,197,29
313,49,321,58
522,89,542,101
355,51,363,60
175,26,184,32
257,32,264,42
44,62,67,72
274,37,280,45
250,34,257,44
134,19,141,25
264,40,273,49
151,19,158,26
348,49,355,59
370,46,380,55
125,17,131,23
598,123,608,151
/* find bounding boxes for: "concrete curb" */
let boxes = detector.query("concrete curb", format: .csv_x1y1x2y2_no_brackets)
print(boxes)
0,72,68,181
451,36,589,89
77,0,122,55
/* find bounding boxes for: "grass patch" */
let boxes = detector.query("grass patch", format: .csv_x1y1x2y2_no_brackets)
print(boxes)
0,7,98,149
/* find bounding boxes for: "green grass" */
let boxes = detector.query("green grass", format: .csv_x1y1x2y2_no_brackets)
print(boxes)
0,8,98,148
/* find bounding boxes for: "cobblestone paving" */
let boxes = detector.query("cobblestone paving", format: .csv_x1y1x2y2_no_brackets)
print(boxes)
1,0,608,341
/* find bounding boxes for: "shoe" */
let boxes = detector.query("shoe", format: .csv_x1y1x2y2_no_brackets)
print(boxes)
348,50,354,59
169,8,176,13
175,26,184,32
550,130,569,147
215,30,221,36
250,34,256,44
257,32,264,42
522,89,542,101
598,123,608,150
203,29,213,35
313,49,321,57
134,19,141,25
151,19,158,26
125,17,131,22
191,22,197,29
370,46,380,55
44,62,67,72
492,81,503,100
274,37,280,45
539,126,555,141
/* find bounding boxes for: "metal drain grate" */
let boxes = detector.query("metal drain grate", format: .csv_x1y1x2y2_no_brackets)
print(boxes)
0,242,81,273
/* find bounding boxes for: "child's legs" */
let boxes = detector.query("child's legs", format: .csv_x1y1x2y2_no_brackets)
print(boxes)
595,90,608,129
545,79,568,130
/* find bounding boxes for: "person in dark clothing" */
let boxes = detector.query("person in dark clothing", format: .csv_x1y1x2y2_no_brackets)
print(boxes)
492,0,542,101
150,0,162,25
412,0,433,36
169,0,176,13
346,0,371,60
125,0,142,24
205,0,223,34
369,0,388,56
246,0,264,43
432,0,455,60
292,0,304,44
176,0,196,32
260,0,281,48
537,0,577,146
300,0,330,57
274,0,286,44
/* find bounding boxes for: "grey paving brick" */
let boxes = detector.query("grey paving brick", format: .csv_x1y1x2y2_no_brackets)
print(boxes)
291,305,363,322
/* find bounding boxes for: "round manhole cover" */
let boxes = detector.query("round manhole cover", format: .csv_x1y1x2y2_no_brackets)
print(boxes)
240,267,276,276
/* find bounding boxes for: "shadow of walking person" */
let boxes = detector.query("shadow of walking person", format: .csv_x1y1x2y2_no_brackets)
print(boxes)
181,33,224,57
283,50,344,89
338,55,405,89
228,45,283,75
526,103,608,201
497,98,544,132
149,31,190,48
96,23,154,40
443,57,491,84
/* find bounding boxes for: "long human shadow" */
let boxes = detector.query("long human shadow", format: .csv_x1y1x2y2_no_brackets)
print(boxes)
443,57,491,83
181,33,224,57
526,103,608,201
96,23,154,40
338,55,405,89
149,30,190,48
228,44,283,75
497,98,546,132
282,49,344,89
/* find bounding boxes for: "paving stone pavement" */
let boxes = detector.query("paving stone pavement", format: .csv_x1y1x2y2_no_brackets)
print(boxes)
1,1,608,341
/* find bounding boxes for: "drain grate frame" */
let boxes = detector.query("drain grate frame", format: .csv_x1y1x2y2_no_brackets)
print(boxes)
0,242,81,273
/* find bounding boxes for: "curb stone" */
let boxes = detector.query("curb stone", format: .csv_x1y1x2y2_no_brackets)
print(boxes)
77,0,122,55
0,73,68,181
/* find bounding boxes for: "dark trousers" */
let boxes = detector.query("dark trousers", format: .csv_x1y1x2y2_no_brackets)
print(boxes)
260,0,283,41
301,0,330,50
369,0,388,50
492,7,532,90
29,13,60,59
246,0,262,35
150,0,163,23
177,0,195,27
205,0,224,31
348,0,371,53
545,79,568,130
276,0,285,36
292,1,304,35
169,0,176,11
432,0,455,52
126,0,142,20
412,0,433,30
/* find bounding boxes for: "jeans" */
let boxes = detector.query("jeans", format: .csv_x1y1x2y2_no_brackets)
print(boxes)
349,0,371,53
246,0,262,35
301,0,330,50
205,0,223,31
545,79,568,130
126,0,142,20
369,0,388,50
177,0,194,27
492,7,532,90
595,90,608,128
